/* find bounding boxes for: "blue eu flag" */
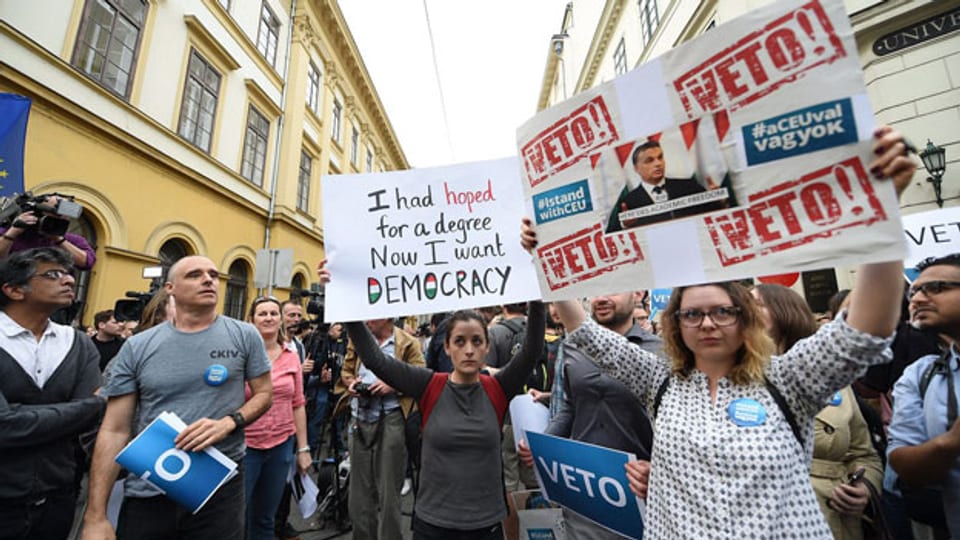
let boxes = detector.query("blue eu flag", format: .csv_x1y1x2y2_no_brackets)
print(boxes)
0,94,31,197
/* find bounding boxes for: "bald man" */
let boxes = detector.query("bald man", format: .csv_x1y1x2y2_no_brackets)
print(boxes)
82,256,273,540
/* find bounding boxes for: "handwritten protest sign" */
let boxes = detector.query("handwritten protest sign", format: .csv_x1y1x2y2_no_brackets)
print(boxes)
516,0,905,300
322,158,540,322
526,431,644,540
902,206,960,281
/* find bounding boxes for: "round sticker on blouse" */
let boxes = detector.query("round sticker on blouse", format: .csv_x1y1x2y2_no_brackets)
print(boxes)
727,398,768,427
204,364,228,386
828,392,843,406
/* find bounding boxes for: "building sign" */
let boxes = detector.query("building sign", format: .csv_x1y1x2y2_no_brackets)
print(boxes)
872,6,960,56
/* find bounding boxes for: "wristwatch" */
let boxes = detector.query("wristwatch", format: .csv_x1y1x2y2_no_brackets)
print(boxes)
228,411,246,430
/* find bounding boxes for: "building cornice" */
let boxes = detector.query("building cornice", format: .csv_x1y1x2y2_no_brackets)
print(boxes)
308,0,408,170
576,0,625,93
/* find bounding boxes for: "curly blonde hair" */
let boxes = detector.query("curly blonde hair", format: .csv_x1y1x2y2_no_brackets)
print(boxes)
661,282,775,386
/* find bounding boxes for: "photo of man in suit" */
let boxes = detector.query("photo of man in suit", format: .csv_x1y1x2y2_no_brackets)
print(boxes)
606,139,725,232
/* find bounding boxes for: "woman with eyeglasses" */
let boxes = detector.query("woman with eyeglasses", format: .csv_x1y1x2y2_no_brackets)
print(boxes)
242,296,311,540
522,126,916,539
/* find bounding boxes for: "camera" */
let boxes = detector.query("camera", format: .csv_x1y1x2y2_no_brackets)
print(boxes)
114,291,153,322
113,266,164,322
353,382,373,397
0,192,83,238
291,287,326,322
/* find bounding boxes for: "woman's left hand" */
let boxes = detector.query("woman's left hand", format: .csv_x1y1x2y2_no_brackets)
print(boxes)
828,482,870,516
870,126,917,198
296,450,312,475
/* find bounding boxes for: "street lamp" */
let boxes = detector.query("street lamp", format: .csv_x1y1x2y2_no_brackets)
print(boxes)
919,139,947,207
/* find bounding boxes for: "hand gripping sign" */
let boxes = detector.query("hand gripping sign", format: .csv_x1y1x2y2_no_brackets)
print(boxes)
526,431,645,540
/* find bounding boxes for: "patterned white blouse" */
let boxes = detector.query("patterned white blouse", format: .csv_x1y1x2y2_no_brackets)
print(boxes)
566,316,892,539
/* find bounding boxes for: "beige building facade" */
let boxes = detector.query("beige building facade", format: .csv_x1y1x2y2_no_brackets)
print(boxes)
0,0,407,323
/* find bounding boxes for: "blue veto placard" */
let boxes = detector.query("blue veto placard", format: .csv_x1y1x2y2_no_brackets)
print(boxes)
526,431,644,540
742,97,858,166
116,412,238,514
532,179,594,224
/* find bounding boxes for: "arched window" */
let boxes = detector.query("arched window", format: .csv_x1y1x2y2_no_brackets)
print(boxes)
63,215,97,325
290,272,305,300
224,259,249,320
158,238,191,281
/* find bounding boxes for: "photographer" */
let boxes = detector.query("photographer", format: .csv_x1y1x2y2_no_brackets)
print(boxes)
0,194,95,270
342,318,424,540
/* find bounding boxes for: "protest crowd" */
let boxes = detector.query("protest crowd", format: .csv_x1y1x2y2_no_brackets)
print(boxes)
3,121,960,540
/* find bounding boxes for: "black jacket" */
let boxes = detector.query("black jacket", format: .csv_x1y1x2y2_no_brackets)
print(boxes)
0,330,103,498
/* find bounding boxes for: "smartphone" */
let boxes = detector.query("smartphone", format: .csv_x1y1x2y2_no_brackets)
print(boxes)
847,466,866,485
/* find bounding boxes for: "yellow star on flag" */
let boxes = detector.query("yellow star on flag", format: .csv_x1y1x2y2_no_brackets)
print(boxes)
0,170,7,178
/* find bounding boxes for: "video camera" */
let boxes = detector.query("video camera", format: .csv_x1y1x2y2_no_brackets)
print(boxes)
113,267,164,322
114,291,154,322
0,192,83,238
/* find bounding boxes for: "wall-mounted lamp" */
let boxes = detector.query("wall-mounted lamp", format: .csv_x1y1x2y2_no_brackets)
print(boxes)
551,33,569,55
919,139,947,207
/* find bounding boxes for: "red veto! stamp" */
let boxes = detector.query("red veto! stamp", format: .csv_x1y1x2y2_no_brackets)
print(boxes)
673,0,846,119
704,156,887,266
521,96,619,188
536,223,644,290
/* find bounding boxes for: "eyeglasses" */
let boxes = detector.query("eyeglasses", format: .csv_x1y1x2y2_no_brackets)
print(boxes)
907,280,960,299
30,268,75,281
252,295,280,306
674,306,741,327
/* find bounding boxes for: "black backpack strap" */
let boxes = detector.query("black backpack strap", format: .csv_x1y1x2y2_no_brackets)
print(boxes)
763,376,803,447
919,351,956,429
652,376,670,419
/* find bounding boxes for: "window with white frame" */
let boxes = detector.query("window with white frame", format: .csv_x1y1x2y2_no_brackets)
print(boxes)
613,38,627,75
638,0,660,49
297,150,312,212
306,62,321,114
177,49,221,153
256,1,280,67
331,98,342,143
240,105,269,186
72,0,148,98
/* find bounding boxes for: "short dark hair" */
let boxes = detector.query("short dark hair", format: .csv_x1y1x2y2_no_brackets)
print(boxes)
444,309,489,346
430,311,450,328
916,253,960,272
94,309,115,327
502,302,528,316
280,299,302,311
631,139,661,165
0,247,73,308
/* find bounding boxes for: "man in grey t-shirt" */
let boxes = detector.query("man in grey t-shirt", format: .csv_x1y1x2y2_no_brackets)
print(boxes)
81,256,273,540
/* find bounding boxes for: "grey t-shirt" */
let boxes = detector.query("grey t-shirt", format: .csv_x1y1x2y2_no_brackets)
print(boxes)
105,316,271,498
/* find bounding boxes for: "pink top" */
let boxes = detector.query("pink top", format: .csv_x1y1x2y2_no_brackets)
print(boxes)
244,343,305,450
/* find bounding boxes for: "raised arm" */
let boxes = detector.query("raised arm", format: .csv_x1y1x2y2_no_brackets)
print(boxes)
344,322,433,399
846,126,916,338
496,301,546,396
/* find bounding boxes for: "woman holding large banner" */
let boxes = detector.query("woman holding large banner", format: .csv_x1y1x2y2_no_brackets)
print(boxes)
521,126,914,539
319,260,545,540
